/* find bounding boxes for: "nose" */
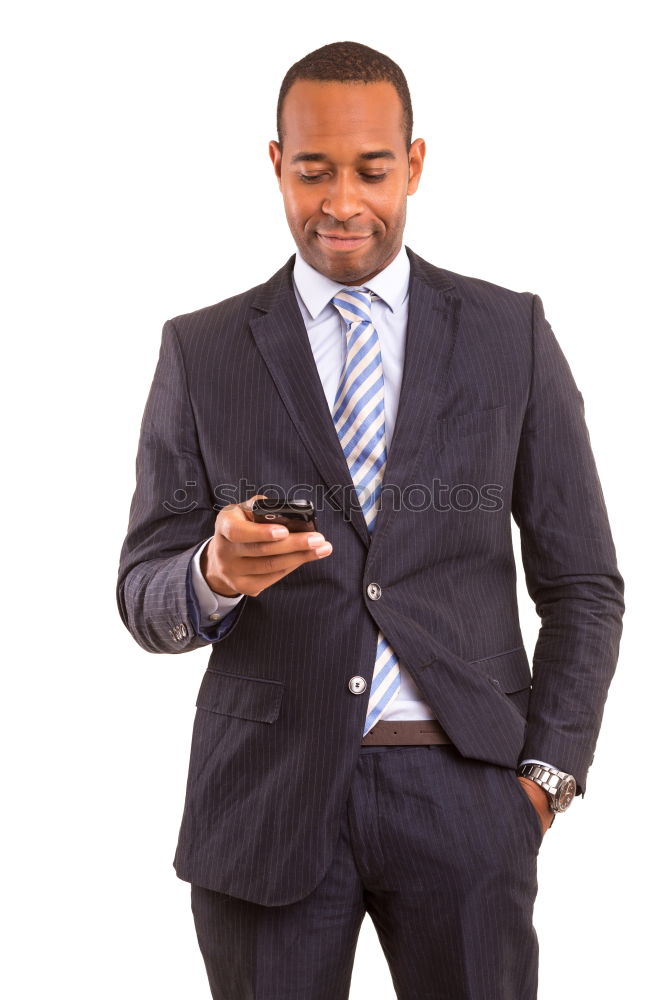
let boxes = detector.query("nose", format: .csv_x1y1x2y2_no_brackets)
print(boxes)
321,172,363,223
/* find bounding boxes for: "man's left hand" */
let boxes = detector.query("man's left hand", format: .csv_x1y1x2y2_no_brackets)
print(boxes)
517,776,553,837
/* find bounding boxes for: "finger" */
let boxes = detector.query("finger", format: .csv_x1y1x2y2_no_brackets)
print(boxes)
238,494,268,522
242,532,328,557
219,497,290,544
235,543,333,577
232,550,332,597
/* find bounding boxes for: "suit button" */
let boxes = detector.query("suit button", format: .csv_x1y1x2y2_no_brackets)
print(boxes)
349,676,367,695
366,582,382,601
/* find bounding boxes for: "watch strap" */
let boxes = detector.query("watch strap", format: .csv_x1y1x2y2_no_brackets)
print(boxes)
517,762,576,813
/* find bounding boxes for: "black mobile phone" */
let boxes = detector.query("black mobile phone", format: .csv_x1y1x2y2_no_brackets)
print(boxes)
250,499,318,533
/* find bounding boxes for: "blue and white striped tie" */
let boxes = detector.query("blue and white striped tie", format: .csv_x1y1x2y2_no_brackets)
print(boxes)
331,287,400,734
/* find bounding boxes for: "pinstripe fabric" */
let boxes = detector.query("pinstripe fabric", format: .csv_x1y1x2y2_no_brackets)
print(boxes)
117,248,624,906
191,746,540,999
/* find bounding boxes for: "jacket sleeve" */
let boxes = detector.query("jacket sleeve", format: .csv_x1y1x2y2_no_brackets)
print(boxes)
511,295,624,793
116,319,246,654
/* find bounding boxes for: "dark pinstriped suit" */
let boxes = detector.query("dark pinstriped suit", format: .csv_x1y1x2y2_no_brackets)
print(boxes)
117,249,623,995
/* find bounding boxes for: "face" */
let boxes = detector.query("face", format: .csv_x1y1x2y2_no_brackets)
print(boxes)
269,80,425,285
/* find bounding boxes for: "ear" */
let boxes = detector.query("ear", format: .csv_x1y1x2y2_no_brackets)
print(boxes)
268,140,283,190
407,138,426,195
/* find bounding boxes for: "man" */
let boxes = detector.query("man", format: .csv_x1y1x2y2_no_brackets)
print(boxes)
117,41,624,1000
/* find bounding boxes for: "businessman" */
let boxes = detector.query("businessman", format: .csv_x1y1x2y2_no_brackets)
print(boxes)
117,41,624,999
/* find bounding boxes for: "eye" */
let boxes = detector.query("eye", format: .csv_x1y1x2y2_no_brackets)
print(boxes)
299,173,327,184
361,173,387,183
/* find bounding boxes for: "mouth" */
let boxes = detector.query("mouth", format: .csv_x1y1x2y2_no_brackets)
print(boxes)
315,232,373,252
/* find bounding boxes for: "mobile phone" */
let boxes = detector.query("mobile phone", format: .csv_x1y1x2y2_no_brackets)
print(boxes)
250,499,318,533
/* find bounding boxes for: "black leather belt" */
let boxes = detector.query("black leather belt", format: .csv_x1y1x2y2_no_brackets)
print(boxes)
361,720,452,746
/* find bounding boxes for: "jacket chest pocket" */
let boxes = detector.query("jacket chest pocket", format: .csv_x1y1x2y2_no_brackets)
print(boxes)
436,404,506,446
432,404,508,481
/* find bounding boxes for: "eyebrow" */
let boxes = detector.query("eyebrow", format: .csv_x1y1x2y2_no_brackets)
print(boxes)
290,150,397,164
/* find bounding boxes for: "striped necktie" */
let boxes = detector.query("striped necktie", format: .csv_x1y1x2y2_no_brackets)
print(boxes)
331,287,400,733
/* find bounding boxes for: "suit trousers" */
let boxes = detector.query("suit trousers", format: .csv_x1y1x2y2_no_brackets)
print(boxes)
190,744,542,1000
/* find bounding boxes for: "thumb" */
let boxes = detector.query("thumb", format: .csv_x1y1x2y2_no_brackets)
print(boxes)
238,494,269,522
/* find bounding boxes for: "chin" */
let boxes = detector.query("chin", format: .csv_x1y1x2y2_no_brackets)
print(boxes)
322,262,368,283
304,248,378,285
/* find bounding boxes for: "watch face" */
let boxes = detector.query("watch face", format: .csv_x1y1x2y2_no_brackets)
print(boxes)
555,776,577,812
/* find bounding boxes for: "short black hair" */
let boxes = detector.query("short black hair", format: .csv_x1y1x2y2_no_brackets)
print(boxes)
277,41,413,152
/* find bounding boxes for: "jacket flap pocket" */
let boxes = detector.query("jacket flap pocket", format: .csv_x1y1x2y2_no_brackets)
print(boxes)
196,670,284,724
469,646,532,693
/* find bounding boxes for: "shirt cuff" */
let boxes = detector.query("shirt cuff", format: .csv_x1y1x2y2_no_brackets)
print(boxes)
190,537,244,624
519,759,561,771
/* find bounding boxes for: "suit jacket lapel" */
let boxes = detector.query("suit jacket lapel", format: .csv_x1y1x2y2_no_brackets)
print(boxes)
249,257,371,546
248,251,461,550
369,249,461,551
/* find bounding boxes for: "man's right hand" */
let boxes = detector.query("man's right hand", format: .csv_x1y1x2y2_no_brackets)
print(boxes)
201,495,333,598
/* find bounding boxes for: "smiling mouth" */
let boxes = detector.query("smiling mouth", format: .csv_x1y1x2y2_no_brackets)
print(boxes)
316,233,372,251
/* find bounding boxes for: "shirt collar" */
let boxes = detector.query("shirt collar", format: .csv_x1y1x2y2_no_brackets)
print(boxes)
293,246,410,320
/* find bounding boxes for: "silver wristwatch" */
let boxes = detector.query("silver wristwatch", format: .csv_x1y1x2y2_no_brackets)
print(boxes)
517,763,577,813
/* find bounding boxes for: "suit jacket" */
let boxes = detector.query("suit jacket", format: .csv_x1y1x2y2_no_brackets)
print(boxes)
117,248,624,905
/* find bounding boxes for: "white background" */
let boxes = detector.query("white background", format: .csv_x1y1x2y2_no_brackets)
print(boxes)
2,1,663,996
